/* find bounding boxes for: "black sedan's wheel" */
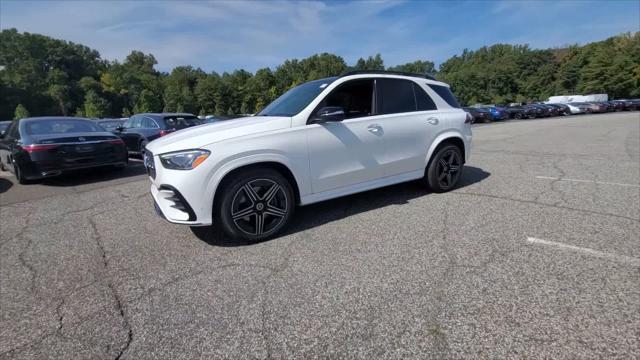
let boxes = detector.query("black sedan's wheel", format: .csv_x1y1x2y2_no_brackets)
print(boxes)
217,168,294,241
515,112,523,120
14,163,29,185
425,144,463,193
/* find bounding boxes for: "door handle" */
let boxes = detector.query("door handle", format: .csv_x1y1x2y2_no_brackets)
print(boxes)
367,124,382,133
427,117,439,125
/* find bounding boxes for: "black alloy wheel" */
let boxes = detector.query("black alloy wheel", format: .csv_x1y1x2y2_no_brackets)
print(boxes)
218,168,294,241
425,144,463,193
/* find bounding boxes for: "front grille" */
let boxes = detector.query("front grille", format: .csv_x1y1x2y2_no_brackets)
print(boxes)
144,150,156,179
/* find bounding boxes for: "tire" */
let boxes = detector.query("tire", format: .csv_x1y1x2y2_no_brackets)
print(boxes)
514,112,523,120
216,168,295,241
424,144,464,193
14,163,29,185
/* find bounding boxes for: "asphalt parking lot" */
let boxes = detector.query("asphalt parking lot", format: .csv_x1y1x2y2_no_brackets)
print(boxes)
1,112,639,359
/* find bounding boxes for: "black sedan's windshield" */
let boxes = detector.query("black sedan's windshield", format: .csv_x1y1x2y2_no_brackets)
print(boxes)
258,77,338,117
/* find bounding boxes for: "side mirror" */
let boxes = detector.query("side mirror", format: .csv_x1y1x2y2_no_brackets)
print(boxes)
0,130,6,139
115,125,124,132
313,106,345,123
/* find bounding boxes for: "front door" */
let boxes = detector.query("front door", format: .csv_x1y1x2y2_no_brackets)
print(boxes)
306,79,384,193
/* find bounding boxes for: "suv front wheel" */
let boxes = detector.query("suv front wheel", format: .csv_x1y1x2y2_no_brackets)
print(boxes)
217,168,295,241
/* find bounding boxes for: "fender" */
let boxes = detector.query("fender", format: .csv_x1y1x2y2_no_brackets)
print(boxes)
424,130,467,167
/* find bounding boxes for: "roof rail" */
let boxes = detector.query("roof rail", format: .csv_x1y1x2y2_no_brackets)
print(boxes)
340,70,436,81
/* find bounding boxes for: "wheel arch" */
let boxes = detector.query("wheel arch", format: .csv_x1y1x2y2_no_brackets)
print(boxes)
425,133,466,170
212,160,302,211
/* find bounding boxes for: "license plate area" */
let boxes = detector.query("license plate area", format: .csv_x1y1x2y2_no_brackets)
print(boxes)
76,144,95,153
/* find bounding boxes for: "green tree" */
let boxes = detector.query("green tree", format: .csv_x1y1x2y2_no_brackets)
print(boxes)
83,90,109,118
388,60,436,75
133,89,162,113
14,104,30,119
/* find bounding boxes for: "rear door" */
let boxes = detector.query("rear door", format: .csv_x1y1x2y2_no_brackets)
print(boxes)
120,116,142,151
374,78,442,177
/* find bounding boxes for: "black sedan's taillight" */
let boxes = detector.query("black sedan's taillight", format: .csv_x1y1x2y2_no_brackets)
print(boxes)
24,144,58,153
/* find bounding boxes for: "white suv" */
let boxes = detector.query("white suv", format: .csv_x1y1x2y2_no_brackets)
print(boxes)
145,71,472,241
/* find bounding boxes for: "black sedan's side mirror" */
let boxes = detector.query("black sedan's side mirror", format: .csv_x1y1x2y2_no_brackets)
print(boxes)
0,130,6,139
312,106,345,123
115,125,124,132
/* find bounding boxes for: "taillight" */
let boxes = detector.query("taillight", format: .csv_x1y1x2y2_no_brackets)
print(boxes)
105,138,125,145
464,113,473,124
24,144,58,153
159,130,175,137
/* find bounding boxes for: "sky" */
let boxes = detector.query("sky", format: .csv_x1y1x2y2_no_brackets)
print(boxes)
1,0,638,73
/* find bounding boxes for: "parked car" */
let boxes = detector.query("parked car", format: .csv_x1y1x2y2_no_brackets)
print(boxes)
546,103,571,116
584,102,607,113
504,104,535,119
0,117,128,184
566,103,588,114
485,106,509,120
95,118,125,133
529,104,555,117
0,121,11,135
463,107,491,123
145,71,472,241
116,113,203,155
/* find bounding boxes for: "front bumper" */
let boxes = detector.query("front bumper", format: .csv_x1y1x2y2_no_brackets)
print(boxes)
146,150,211,226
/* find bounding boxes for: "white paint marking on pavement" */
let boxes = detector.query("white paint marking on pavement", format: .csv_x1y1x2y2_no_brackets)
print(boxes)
526,237,640,266
536,176,640,188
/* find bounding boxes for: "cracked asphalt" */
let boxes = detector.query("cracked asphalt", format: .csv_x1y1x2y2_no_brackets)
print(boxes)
1,112,639,359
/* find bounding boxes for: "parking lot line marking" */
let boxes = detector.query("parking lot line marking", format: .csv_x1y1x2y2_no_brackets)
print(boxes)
526,237,640,266
536,176,640,188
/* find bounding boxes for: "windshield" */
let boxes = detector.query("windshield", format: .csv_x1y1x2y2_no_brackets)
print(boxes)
24,119,104,135
258,77,338,117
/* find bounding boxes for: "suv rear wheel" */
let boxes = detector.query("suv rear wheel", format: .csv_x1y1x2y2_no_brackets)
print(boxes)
216,168,294,241
425,144,463,193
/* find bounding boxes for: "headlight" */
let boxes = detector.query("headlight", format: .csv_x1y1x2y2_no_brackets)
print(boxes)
159,149,210,170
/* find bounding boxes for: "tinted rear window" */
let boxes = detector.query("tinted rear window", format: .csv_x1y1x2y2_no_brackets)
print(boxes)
163,116,202,129
413,84,437,111
25,119,103,135
377,78,416,114
428,84,461,108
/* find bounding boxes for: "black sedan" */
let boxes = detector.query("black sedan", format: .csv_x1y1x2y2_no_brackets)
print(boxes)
463,107,492,123
0,117,128,184
504,104,536,119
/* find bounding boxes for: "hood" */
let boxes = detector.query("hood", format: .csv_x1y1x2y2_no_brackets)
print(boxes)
146,116,291,154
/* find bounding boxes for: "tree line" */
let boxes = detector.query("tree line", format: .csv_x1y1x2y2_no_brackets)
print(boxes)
1,28,638,120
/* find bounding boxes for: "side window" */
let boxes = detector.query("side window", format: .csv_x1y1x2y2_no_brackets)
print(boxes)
428,84,461,108
414,83,437,111
123,118,133,129
316,79,374,120
142,117,158,128
130,116,142,129
377,78,416,115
